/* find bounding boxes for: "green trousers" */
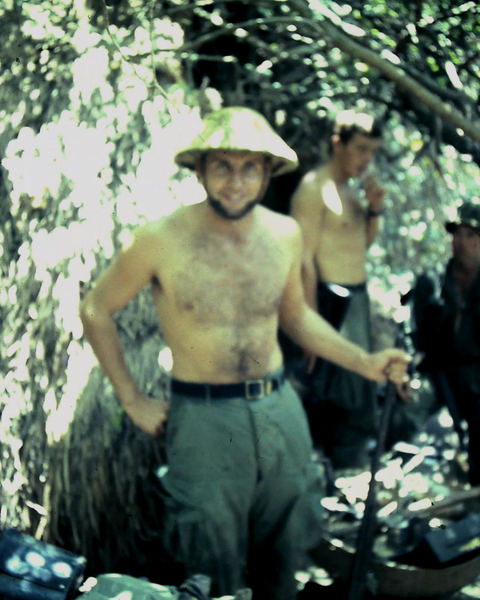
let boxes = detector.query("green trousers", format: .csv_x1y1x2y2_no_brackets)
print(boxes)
159,376,324,600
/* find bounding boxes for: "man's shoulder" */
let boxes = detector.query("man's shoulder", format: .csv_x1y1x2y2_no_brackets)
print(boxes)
136,205,194,234
296,168,319,193
127,218,164,247
124,206,193,253
292,165,330,206
259,206,300,240
290,170,328,227
301,164,330,185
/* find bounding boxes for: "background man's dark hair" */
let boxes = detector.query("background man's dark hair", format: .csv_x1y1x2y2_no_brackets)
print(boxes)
332,110,383,149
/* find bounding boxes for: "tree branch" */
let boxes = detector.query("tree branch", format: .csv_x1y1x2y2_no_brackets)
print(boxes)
174,15,312,53
288,0,480,145
408,95,480,168
99,0,173,105
400,63,474,108
164,0,284,17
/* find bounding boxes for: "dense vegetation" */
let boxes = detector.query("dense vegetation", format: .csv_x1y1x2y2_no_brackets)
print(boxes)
1,0,479,580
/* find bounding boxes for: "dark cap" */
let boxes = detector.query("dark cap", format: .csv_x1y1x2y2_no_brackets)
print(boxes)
445,202,480,233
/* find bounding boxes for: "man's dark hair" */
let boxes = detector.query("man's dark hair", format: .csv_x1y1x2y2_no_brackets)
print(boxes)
332,110,383,147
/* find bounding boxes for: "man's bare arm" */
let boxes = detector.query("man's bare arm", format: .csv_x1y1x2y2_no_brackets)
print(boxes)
366,214,381,248
290,174,322,311
80,224,168,434
290,173,325,372
279,224,409,382
364,174,385,248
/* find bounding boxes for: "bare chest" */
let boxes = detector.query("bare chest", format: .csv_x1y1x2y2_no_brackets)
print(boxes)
168,234,288,324
320,196,366,249
328,187,365,227
315,192,368,282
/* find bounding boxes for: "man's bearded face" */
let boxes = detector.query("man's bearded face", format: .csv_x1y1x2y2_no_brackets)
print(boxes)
201,151,270,220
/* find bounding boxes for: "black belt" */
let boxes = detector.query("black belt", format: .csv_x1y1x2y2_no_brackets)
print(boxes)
170,370,285,400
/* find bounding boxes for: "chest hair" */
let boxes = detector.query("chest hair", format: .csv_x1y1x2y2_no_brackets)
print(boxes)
173,232,286,325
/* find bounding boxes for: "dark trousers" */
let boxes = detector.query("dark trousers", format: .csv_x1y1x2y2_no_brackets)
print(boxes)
443,366,480,486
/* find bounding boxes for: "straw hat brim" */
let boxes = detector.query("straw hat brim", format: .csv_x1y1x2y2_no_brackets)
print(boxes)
175,147,298,177
174,107,299,177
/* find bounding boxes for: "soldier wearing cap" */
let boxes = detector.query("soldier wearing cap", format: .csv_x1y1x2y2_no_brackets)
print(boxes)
80,106,409,599
414,201,480,485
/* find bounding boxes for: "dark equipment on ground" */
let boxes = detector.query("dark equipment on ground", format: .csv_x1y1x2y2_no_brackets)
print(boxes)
0,528,86,600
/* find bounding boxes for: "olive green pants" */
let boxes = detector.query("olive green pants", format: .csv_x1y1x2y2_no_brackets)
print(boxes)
159,377,324,600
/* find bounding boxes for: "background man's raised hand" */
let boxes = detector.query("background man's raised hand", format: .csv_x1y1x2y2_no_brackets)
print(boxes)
364,173,385,213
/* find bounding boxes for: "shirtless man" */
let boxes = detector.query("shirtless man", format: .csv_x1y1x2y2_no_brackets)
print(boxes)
290,110,385,469
80,107,408,599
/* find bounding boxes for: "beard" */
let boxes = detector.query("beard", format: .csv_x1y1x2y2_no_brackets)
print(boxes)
207,195,258,221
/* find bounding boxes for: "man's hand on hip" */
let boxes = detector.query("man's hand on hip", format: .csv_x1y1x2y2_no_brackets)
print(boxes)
304,350,317,374
123,394,169,435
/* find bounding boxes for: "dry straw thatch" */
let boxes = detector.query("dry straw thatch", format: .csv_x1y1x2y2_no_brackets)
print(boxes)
45,292,172,577
0,7,207,582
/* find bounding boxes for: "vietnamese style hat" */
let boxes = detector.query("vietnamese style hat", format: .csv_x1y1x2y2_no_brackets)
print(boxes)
174,106,298,177
445,202,480,233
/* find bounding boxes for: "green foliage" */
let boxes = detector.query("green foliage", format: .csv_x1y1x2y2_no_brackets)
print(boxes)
0,0,204,547
158,0,480,290
1,0,480,574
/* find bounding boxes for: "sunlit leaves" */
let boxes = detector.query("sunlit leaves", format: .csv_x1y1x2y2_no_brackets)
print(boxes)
341,22,366,37
410,139,423,152
21,4,65,40
445,60,463,89
1,0,480,559
355,62,369,72
426,56,439,72
0,0,202,539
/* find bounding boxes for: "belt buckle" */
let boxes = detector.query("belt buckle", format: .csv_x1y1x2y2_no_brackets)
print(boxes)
246,379,273,400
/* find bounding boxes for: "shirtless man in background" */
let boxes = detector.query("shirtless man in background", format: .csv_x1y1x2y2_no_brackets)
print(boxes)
80,107,408,599
290,110,386,469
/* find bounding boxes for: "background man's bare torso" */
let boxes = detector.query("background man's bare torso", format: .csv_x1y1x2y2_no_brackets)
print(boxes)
313,166,368,285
